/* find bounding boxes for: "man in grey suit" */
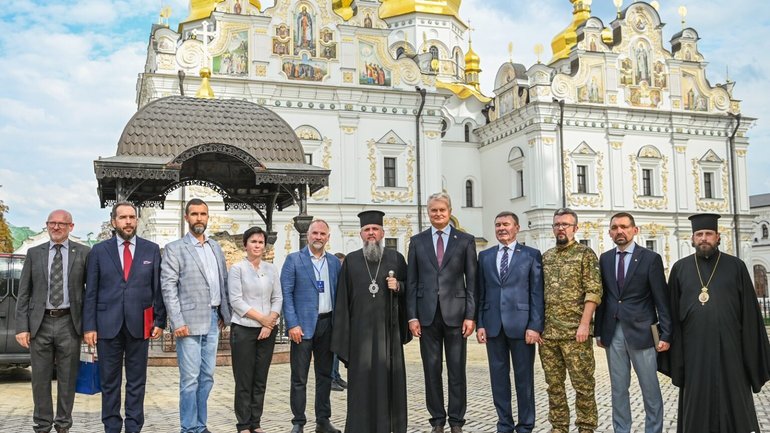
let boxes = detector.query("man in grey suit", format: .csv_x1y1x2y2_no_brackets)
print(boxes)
15,209,90,433
161,198,231,433
594,212,671,433
407,192,478,433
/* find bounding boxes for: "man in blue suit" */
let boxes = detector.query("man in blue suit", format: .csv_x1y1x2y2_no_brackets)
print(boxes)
281,219,342,433
476,211,544,433
594,212,671,433
84,202,166,433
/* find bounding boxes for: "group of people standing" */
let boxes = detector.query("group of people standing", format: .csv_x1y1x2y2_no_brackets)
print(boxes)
13,192,770,433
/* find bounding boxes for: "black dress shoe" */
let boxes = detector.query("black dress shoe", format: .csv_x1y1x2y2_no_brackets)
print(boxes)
331,381,344,391
315,421,340,433
290,425,304,433
336,378,347,388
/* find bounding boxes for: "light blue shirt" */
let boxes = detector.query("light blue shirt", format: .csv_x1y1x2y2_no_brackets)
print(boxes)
186,232,221,307
309,250,332,314
117,236,136,271
614,242,636,278
47,239,70,309
431,225,450,257
497,241,518,274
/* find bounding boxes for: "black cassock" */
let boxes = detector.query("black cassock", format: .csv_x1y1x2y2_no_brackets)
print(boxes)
331,247,411,433
659,251,770,433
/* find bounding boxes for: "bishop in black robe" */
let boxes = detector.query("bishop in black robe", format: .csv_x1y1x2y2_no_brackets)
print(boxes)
331,243,410,433
661,249,770,432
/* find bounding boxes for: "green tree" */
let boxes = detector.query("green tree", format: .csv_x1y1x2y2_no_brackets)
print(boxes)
0,194,12,253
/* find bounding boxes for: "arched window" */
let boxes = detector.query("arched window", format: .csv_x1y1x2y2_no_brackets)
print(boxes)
440,118,448,138
465,180,474,207
429,45,439,60
763,224,768,239
396,47,405,58
464,124,471,142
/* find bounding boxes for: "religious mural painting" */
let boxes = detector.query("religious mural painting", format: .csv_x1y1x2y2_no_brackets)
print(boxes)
294,4,316,57
620,37,667,108
213,30,248,76
273,24,290,55
358,41,391,86
319,29,337,60
577,67,604,104
682,74,708,111
282,54,327,81
364,13,373,28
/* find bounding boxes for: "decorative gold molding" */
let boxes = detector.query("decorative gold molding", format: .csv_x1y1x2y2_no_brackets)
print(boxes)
425,131,440,139
543,137,555,145
610,141,623,149
367,139,415,202
736,149,747,157
342,126,357,134
254,28,268,35
629,154,669,210
675,145,686,154
255,64,267,77
311,137,333,200
577,220,605,252
343,71,353,83
691,158,729,212
564,151,604,208
284,223,294,256
640,223,671,273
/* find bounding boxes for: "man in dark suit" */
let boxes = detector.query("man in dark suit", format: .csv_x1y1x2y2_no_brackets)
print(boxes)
407,192,478,433
281,219,342,433
83,202,166,433
594,212,671,433
15,209,90,433
476,211,543,433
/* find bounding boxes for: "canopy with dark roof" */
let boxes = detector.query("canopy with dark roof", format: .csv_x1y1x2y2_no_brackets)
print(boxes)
94,96,329,232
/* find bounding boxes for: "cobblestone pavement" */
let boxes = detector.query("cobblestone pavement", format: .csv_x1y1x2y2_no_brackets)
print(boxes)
2,340,769,433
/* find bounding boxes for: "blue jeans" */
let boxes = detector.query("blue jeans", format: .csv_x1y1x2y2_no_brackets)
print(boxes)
175,309,219,433
606,324,663,433
331,355,341,381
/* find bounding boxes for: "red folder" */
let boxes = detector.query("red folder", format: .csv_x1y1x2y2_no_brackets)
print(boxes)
143,307,154,340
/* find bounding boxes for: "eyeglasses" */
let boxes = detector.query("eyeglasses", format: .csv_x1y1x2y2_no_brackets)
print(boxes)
46,222,72,229
552,223,576,229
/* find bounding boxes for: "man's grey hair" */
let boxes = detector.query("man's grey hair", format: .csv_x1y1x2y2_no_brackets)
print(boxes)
427,192,452,208
553,207,578,224
363,239,384,262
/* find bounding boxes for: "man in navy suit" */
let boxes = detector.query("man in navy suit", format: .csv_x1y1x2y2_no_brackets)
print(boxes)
281,219,342,433
594,212,671,433
477,211,543,433
407,192,478,433
84,202,166,433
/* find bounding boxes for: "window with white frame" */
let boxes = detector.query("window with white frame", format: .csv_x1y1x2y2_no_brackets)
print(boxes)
508,147,525,198
384,157,397,187
465,179,474,207
696,150,724,200
570,142,599,195
636,145,664,198
577,165,588,193
645,239,657,252
703,171,714,199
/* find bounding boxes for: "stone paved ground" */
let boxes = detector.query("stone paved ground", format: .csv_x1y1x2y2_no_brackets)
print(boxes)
2,339,769,433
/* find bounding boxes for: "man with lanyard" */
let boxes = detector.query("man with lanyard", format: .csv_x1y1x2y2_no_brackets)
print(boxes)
281,219,342,433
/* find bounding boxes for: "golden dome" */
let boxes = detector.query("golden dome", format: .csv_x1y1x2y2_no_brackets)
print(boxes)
550,0,591,63
378,0,462,21
601,26,613,44
333,0,355,21
182,0,262,24
464,45,480,71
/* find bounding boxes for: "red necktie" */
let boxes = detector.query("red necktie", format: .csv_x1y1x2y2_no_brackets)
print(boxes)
123,241,133,281
436,230,444,267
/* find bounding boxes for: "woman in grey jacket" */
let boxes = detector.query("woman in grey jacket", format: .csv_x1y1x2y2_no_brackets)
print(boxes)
228,226,283,433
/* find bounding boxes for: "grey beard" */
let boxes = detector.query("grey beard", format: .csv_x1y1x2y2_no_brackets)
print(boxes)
190,223,206,235
363,240,384,262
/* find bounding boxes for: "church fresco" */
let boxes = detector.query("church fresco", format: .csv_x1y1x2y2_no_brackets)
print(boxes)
213,30,248,76
282,54,327,81
577,68,604,104
273,24,290,55
294,5,316,57
358,42,391,86
619,38,667,108
319,29,336,60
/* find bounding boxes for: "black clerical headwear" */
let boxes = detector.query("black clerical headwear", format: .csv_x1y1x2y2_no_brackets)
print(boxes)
358,210,385,227
688,213,720,232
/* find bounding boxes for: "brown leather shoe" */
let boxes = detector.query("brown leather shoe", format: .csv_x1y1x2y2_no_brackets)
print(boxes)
449,426,463,433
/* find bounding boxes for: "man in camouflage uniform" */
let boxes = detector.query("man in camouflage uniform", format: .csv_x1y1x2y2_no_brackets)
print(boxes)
540,208,602,433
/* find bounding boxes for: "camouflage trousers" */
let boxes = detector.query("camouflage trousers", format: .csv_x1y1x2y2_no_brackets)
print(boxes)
539,338,597,433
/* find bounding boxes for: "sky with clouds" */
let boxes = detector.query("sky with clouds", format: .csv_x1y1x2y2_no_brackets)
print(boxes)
0,0,768,238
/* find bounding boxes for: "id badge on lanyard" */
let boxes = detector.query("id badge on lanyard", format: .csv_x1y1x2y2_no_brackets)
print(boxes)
316,280,325,293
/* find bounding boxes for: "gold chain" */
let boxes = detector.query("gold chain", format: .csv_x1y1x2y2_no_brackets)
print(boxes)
694,252,721,305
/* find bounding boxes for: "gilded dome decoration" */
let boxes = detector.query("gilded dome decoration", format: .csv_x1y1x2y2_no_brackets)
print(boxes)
333,0,356,21
182,0,262,24
550,0,592,63
464,40,481,90
378,0,462,21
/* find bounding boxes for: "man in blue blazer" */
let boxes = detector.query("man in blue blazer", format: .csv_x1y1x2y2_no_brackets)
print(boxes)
477,211,543,433
407,192,478,433
594,212,672,433
281,219,342,433
84,202,166,433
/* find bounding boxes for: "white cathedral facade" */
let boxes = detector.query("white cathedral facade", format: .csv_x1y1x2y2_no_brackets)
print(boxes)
127,0,754,273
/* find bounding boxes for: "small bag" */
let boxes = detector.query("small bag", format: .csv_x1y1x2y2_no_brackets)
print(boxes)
75,346,101,395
